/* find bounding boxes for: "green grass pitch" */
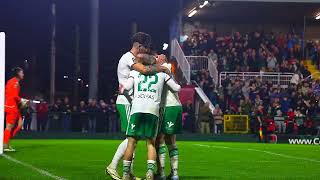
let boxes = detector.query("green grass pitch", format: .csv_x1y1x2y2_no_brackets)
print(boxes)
0,139,320,180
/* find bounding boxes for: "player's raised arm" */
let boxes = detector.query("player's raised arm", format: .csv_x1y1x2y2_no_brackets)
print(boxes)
164,74,181,92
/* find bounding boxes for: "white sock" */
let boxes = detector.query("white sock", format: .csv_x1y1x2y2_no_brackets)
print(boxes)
158,143,166,176
130,151,135,174
123,160,132,175
147,160,156,173
110,138,128,169
168,144,179,176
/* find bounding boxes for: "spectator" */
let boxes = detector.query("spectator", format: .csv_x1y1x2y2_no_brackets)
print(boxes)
256,106,264,141
37,101,49,132
274,109,285,133
266,52,277,71
199,102,213,134
107,99,118,133
48,99,62,131
280,97,290,113
100,100,108,133
61,97,72,132
30,101,38,131
87,99,100,133
295,108,306,133
78,101,88,133
71,105,79,131
23,106,32,131
240,97,252,115
183,100,196,132
213,104,223,135
304,118,313,135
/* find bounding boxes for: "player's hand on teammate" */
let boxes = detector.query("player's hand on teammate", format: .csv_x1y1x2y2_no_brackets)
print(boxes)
156,64,170,74
155,54,170,74
155,54,166,65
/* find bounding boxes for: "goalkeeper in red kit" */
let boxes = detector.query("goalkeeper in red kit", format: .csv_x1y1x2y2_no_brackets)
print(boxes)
3,67,28,152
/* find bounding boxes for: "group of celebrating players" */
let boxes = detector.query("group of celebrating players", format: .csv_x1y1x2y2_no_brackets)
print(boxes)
106,32,182,180
3,32,182,180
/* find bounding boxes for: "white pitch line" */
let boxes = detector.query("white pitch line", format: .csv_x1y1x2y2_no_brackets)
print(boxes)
2,154,67,180
247,148,320,163
195,144,320,163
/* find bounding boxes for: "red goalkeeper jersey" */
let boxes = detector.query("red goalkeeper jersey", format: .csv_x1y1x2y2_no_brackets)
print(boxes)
5,77,21,113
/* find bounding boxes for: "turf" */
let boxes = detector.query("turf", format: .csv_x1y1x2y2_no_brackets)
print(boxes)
0,140,320,180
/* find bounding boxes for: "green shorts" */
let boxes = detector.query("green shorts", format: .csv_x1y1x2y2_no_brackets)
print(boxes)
116,104,131,132
126,113,159,139
160,106,183,135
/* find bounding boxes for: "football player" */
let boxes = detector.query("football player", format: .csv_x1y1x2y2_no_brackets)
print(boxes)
3,67,29,152
156,59,182,180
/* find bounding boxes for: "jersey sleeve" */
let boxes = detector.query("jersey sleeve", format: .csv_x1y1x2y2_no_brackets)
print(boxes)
164,74,181,92
123,71,135,91
128,56,135,70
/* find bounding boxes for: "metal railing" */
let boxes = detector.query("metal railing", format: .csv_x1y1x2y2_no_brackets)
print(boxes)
186,56,208,71
171,39,191,83
186,56,219,86
219,72,294,87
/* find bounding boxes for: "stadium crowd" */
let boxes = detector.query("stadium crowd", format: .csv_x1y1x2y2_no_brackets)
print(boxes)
22,96,198,134
22,96,119,133
182,27,318,73
181,26,320,136
192,70,320,136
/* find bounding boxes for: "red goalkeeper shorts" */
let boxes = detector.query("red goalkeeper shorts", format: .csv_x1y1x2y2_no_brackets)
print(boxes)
6,112,21,125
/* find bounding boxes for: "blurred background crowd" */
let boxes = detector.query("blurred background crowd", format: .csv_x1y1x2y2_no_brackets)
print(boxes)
21,97,119,134
180,25,320,136
182,27,319,73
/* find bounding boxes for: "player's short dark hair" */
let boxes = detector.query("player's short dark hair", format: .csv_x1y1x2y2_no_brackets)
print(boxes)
131,32,152,49
12,67,23,76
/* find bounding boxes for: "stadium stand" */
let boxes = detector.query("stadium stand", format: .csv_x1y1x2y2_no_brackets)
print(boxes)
182,27,304,73
175,23,320,136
